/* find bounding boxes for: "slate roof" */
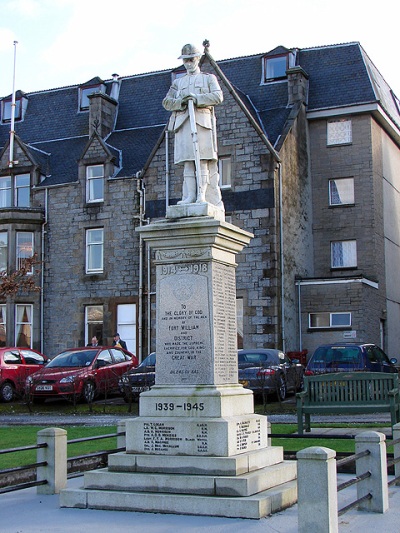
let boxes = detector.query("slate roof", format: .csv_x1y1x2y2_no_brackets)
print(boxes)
0,42,399,188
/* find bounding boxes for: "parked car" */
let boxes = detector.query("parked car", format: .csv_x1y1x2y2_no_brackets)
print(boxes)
0,347,49,402
119,352,156,402
238,349,305,400
26,346,138,403
305,343,398,375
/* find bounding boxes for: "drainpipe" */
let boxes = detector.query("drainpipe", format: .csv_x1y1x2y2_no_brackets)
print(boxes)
40,188,48,352
278,162,285,352
297,280,302,351
136,174,145,363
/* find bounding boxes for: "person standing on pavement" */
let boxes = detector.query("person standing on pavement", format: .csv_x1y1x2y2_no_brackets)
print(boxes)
113,333,127,351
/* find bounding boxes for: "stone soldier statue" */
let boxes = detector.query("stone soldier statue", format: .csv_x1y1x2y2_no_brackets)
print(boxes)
162,44,224,209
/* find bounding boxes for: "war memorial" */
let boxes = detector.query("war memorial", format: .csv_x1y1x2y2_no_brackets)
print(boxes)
60,43,297,519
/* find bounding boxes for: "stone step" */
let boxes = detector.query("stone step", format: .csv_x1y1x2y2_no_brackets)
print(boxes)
60,479,298,519
83,460,296,497
108,446,284,475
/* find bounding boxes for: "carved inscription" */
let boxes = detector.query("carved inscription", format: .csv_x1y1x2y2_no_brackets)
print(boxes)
212,262,238,383
236,418,262,452
157,264,212,384
143,421,209,454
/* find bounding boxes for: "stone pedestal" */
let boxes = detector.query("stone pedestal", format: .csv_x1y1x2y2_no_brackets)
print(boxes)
60,215,298,519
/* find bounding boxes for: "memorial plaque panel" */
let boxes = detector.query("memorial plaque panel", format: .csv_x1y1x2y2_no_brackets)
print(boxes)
156,264,212,385
126,415,268,456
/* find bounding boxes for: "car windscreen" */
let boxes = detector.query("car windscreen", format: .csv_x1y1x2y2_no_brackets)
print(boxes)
310,346,362,367
46,350,96,368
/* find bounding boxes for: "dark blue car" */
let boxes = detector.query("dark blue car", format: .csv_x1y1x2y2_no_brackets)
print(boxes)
305,343,398,375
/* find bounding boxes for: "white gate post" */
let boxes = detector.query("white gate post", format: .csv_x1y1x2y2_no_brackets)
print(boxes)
36,427,67,494
355,431,388,513
297,446,338,533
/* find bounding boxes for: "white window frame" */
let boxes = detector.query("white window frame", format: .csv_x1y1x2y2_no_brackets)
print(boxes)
309,312,352,329
15,173,30,207
86,228,104,273
0,176,11,208
16,231,34,272
116,303,137,354
218,156,232,189
1,98,22,123
327,118,352,145
0,231,7,273
331,240,357,269
85,305,103,345
263,55,288,82
15,304,33,347
86,165,104,203
329,178,355,206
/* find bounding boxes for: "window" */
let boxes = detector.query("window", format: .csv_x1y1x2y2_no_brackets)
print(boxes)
0,174,30,208
85,305,103,345
16,232,34,271
15,174,30,207
329,178,354,206
219,156,232,188
0,177,11,207
0,232,7,272
15,304,33,347
331,240,357,268
1,98,21,123
80,85,102,110
116,303,136,354
309,312,352,329
327,119,352,145
264,55,288,81
0,305,6,347
86,165,104,203
86,228,104,273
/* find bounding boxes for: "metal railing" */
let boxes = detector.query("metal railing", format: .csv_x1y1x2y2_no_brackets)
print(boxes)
0,424,126,494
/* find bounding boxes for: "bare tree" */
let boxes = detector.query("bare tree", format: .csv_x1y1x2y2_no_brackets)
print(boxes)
0,254,41,298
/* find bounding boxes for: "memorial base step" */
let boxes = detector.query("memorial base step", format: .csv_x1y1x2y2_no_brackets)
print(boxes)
60,479,297,520
60,447,297,519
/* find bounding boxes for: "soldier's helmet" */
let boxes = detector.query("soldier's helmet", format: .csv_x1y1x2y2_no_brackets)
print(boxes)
178,44,202,59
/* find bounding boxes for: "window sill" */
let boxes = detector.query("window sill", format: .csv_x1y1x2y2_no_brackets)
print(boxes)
307,326,352,332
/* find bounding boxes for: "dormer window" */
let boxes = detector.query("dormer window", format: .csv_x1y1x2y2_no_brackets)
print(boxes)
80,86,100,110
79,78,106,111
261,48,296,84
1,92,28,123
265,55,288,81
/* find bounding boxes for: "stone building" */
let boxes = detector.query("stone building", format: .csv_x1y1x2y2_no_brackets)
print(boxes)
0,42,399,360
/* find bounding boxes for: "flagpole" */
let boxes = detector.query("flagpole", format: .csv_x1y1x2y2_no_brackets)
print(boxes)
9,40,18,168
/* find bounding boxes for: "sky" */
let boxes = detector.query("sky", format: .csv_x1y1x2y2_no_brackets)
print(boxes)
0,0,399,98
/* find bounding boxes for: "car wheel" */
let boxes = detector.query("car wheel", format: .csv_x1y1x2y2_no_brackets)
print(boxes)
83,381,95,403
277,375,286,401
0,382,15,402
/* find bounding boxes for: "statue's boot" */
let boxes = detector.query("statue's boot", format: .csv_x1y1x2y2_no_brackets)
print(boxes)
177,174,196,204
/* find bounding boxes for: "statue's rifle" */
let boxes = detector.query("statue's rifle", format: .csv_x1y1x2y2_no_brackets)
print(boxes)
187,98,202,202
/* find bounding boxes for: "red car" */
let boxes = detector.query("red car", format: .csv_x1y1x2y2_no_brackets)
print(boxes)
26,346,138,403
0,347,49,402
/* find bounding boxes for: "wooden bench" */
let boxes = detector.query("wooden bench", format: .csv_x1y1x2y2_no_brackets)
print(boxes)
296,372,400,434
